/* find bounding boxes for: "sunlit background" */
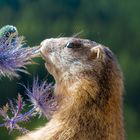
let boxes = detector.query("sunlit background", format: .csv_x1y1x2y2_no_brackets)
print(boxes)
0,0,140,139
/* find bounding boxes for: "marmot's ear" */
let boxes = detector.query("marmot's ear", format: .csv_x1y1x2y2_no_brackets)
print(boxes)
90,45,104,59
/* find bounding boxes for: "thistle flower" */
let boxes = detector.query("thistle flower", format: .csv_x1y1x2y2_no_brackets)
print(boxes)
0,94,35,134
0,25,40,78
25,78,57,119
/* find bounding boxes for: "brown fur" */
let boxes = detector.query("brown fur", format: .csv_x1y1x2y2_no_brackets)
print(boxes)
17,37,124,140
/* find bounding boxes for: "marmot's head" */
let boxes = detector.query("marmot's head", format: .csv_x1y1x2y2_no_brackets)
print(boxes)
40,37,119,84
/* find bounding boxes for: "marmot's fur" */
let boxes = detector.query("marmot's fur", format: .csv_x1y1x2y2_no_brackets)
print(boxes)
17,37,124,140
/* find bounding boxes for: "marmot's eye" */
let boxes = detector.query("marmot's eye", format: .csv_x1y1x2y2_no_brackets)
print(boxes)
66,41,82,48
66,42,74,48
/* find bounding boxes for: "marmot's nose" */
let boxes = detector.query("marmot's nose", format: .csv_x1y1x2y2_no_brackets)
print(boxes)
40,39,50,61
40,38,55,60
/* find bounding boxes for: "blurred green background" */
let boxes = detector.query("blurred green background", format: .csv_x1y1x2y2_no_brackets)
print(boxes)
0,0,140,139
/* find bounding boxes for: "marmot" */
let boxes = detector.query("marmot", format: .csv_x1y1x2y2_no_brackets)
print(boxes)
17,37,124,140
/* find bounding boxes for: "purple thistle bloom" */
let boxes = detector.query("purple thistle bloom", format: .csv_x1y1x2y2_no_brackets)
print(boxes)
0,94,35,134
0,25,40,78
25,78,58,119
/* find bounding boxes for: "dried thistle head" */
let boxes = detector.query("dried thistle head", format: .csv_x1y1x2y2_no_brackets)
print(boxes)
0,25,40,78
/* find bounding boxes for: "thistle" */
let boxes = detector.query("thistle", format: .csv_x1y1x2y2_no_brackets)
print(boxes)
0,25,40,78
0,25,55,134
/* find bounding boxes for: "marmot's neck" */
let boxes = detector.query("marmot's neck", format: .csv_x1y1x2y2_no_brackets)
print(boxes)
54,75,124,140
